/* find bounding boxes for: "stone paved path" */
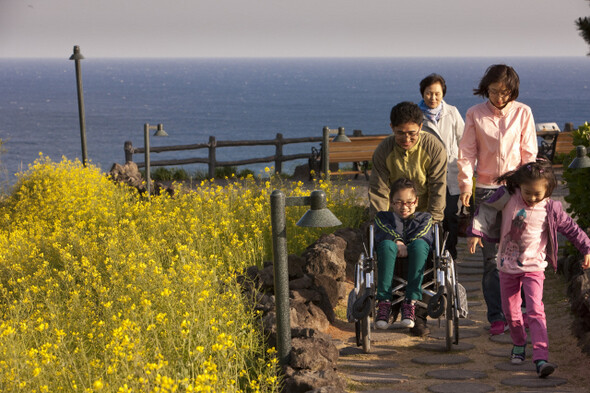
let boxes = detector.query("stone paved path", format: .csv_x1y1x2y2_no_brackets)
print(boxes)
333,237,581,392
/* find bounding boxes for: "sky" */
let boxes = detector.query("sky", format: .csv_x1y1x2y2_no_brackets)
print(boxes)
1,0,590,58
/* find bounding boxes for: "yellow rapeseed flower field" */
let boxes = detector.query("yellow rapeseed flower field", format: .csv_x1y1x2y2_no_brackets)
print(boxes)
0,157,365,392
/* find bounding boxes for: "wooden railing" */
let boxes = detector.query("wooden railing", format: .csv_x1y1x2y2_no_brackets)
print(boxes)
124,133,322,178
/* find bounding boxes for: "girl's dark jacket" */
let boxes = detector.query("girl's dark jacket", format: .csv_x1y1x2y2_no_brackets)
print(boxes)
374,211,434,246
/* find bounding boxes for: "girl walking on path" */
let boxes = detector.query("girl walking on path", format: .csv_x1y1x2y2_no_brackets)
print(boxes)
457,64,538,335
467,160,590,377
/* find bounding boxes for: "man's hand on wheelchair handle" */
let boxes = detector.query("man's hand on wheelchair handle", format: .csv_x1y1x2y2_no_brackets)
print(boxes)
396,241,408,258
467,237,483,254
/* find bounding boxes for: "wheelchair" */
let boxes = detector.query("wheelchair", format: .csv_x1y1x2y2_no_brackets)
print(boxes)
348,223,468,353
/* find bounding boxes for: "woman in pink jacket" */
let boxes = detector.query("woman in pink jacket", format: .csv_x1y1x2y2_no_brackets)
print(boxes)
457,64,538,335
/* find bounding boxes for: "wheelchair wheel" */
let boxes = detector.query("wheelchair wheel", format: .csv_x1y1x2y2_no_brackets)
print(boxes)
453,283,460,345
445,278,455,351
361,313,371,353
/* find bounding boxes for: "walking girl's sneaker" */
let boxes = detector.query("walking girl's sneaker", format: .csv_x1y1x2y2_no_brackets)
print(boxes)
510,345,526,364
400,301,416,328
375,300,391,330
535,360,557,378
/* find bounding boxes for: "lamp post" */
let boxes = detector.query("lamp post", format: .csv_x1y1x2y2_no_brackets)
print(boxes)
69,45,88,167
568,145,590,169
144,123,168,201
270,189,342,366
321,126,351,179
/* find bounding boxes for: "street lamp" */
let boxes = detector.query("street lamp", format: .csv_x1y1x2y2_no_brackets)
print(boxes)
144,123,168,200
568,145,590,169
270,189,342,366
69,45,88,167
321,126,351,178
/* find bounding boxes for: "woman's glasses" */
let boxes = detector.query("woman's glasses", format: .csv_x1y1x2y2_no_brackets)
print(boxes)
392,199,417,208
488,88,511,98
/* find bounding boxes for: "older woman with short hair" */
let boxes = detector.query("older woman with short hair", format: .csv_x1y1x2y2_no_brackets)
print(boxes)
418,73,465,260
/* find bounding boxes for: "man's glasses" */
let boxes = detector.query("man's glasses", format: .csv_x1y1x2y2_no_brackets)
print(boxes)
392,199,417,208
394,130,419,139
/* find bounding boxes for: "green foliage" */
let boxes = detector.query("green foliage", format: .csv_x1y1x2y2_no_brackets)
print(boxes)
151,166,257,182
572,121,590,147
563,122,590,234
151,166,176,181
576,0,590,55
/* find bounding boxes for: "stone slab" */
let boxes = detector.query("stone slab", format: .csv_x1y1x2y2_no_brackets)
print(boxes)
460,252,484,259
338,359,399,370
360,390,412,393
371,344,399,353
346,371,409,384
486,347,533,358
428,318,476,327
456,267,484,275
494,361,537,371
415,342,475,352
339,346,365,356
455,261,483,268
430,329,481,339
459,276,481,283
501,375,568,388
369,330,411,343
462,282,480,291
490,333,531,344
427,382,495,393
426,368,487,380
412,354,471,365
339,344,398,357
514,391,573,393
468,300,483,307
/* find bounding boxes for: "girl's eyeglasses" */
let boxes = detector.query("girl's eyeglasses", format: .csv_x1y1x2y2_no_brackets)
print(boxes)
392,199,417,207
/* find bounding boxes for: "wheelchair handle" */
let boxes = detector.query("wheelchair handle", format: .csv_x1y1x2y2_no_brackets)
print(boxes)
368,224,374,259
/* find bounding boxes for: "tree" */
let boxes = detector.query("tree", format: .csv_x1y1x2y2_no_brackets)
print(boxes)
576,0,590,55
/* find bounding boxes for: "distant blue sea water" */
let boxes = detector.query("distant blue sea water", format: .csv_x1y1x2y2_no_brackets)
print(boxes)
0,57,589,183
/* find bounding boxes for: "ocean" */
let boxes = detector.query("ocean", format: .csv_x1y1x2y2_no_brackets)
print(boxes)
0,57,589,183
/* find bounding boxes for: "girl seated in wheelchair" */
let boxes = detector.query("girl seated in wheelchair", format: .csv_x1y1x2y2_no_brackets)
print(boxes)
375,177,434,330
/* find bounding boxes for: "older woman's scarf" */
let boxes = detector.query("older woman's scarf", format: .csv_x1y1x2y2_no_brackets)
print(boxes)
419,100,443,123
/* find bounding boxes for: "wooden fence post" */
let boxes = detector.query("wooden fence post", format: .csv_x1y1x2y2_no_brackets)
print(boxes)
275,133,283,174
208,136,217,179
124,141,134,163
321,126,330,179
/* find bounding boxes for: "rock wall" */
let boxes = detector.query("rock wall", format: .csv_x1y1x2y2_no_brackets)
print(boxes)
108,162,174,196
241,228,364,393
559,252,590,355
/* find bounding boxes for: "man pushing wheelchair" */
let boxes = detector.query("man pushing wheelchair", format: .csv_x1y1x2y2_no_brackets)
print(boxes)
368,101,448,336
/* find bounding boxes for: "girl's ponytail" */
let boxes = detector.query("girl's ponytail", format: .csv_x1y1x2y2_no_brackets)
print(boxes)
495,158,556,197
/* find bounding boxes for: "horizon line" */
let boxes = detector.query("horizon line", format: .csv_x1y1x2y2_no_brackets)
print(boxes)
1,54,589,60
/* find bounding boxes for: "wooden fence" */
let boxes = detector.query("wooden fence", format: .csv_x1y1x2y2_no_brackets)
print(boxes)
124,133,322,179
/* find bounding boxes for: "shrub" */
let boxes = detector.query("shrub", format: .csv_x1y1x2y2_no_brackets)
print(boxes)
0,157,366,392
563,122,590,233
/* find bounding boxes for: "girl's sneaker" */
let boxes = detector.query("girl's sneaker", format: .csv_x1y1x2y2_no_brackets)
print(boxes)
376,300,391,330
400,301,416,328
510,345,526,364
535,360,557,378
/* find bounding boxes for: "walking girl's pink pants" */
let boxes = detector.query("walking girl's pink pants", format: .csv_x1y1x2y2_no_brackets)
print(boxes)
499,271,549,361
